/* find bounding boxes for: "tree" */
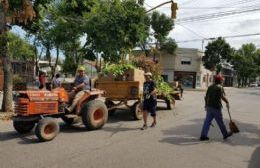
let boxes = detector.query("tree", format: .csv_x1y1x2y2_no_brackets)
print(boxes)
150,11,174,48
50,0,98,74
84,0,150,62
0,0,51,112
256,49,260,76
160,37,178,55
7,32,34,61
202,37,233,73
61,40,85,75
231,43,258,87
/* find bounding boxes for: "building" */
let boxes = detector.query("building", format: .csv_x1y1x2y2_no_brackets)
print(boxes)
132,48,215,89
0,60,34,90
158,48,214,89
219,63,235,87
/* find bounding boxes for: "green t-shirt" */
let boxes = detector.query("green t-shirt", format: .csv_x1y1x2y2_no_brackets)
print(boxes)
205,84,225,109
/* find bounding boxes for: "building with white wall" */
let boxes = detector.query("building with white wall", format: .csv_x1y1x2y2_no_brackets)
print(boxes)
158,48,214,89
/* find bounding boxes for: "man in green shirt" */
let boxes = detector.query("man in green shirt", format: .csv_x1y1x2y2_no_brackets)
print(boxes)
200,75,232,141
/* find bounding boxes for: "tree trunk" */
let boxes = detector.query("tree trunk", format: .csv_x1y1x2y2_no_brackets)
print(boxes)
1,52,14,112
0,34,13,112
52,46,59,79
0,6,13,112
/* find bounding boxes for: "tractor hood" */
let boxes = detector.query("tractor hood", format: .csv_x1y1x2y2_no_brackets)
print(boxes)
18,90,59,101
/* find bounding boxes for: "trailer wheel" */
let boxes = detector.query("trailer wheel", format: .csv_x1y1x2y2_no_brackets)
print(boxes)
132,102,143,120
35,118,59,142
13,121,35,134
165,98,172,110
81,100,108,130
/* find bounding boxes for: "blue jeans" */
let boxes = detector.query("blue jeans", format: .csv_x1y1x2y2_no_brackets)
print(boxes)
201,107,228,138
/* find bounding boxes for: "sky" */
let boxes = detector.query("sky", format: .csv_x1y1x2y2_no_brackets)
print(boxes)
12,0,260,53
144,0,260,50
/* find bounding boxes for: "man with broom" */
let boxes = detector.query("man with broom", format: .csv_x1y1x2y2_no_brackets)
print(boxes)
200,75,233,141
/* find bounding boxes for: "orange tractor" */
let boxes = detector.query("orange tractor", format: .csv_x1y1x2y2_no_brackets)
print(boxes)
13,87,108,141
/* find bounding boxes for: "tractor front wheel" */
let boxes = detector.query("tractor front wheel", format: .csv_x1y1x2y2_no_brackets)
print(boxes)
81,100,108,130
13,121,35,134
35,118,59,142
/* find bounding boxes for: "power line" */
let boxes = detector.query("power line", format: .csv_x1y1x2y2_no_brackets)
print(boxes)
176,6,260,23
176,23,205,38
144,2,153,9
180,6,258,10
176,33,260,43
178,0,259,18
179,0,199,6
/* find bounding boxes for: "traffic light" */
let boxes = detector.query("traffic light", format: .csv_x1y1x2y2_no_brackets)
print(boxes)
171,2,178,19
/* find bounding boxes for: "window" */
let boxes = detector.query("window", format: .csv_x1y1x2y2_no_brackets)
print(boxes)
161,75,168,82
181,57,191,65
203,76,206,82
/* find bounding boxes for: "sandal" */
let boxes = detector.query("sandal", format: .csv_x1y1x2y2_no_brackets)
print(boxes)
150,122,156,128
140,124,148,130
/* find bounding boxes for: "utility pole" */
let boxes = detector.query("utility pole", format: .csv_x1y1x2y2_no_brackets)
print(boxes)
145,0,178,19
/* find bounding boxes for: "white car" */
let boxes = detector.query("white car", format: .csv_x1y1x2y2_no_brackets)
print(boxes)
249,82,258,87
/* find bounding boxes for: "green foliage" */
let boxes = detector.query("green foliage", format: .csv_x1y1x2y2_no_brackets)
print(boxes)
160,38,178,54
131,55,173,101
62,56,78,75
154,76,174,101
13,74,23,84
84,0,150,62
7,32,34,61
231,43,259,86
102,62,136,78
151,11,174,46
202,37,233,71
8,0,23,10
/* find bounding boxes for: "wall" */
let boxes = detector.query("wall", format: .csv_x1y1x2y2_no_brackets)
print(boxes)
174,48,201,72
159,48,214,89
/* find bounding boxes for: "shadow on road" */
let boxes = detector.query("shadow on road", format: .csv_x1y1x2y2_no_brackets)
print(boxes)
103,123,139,138
0,131,39,144
0,111,140,144
107,109,136,123
160,118,260,146
0,123,97,144
248,146,260,168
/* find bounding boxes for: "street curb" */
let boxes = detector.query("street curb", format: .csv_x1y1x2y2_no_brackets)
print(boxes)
185,89,206,92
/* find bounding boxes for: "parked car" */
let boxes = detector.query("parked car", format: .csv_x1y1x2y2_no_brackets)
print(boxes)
249,82,258,87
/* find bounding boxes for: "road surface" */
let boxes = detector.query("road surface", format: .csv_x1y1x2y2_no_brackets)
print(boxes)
0,87,259,168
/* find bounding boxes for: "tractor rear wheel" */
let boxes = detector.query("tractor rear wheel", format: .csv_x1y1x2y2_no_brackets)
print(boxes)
13,121,35,134
35,118,59,142
131,102,143,120
81,100,108,130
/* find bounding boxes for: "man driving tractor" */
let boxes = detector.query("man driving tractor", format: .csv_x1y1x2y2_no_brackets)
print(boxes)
66,66,90,113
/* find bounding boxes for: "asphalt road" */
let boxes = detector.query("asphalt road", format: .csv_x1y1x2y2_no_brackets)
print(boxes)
0,88,259,168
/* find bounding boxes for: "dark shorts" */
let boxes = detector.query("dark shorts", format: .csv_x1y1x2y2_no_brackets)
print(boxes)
143,99,157,116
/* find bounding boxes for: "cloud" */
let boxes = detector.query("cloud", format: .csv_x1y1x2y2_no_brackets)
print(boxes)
145,0,260,49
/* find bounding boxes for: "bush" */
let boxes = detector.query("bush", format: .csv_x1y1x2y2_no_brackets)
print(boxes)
155,76,174,101
102,62,136,79
13,74,23,84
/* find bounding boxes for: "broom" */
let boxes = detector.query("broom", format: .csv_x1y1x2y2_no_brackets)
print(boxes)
227,107,239,133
